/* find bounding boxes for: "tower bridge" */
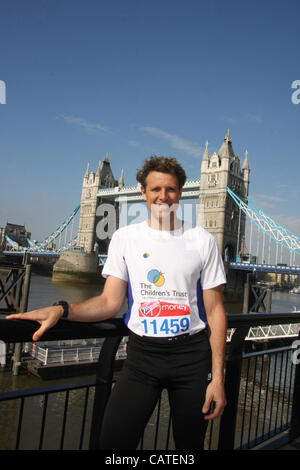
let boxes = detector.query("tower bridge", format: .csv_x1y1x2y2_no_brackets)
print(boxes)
3,131,300,294
77,130,250,262
2,132,300,345
95,178,202,202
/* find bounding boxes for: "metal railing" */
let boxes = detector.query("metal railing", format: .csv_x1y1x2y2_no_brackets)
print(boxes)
0,313,300,450
28,340,127,366
0,263,31,315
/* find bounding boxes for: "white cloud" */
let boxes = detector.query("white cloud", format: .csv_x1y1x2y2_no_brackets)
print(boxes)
222,116,237,124
62,115,110,134
254,194,287,204
127,140,140,147
140,126,203,158
247,114,262,123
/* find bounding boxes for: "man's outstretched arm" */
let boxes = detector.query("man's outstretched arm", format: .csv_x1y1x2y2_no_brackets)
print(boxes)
7,275,127,342
202,285,227,421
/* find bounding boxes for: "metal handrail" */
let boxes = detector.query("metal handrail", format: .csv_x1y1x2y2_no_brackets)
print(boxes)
1,312,300,450
0,317,129,343
1,312,300,344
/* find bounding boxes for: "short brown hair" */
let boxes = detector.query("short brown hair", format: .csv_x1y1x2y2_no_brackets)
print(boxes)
136,156,186,188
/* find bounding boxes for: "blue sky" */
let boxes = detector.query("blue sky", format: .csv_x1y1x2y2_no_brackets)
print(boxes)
1,0,300,246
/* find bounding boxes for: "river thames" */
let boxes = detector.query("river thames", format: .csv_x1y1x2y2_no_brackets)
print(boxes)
1,272,300,392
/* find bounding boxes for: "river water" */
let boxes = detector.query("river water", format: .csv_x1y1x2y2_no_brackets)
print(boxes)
0,273,300,449
1,272,300,392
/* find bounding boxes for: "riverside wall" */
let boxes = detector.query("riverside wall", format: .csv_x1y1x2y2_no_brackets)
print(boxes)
52,251,103,284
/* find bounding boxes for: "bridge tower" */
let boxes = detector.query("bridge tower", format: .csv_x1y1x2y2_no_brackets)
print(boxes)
77,155,120,253
198,131,250,261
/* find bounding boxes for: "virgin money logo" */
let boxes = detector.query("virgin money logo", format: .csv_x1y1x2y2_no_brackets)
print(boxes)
139,301,161,317
139,301,190,317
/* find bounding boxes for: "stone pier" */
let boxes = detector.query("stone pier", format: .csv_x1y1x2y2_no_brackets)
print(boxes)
222,262,248,311
52,251,102,283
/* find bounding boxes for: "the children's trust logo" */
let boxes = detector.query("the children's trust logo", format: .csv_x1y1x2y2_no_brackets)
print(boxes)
147,269,165,287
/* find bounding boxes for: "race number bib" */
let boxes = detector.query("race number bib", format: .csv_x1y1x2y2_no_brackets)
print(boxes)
138,301,190,337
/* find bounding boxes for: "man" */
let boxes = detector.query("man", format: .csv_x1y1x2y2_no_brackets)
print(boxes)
8,156,227,450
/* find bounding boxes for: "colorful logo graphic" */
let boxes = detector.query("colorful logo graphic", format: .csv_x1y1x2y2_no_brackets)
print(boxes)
147,269,165,287
143,253,150,258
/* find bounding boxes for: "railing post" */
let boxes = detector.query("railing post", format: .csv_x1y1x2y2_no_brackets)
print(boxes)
89,334,124,450
12,262,32,376
218,326,249,450
44,348,48,365
290,331,300,441
243,274,250,313
266,288,272,313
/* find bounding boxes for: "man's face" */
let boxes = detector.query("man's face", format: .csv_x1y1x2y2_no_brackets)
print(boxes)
140,171,182,224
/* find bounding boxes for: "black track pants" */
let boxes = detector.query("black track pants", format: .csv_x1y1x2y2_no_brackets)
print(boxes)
99,330,212,450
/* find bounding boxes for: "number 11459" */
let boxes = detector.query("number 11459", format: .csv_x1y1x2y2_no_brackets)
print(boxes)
141,317,190,336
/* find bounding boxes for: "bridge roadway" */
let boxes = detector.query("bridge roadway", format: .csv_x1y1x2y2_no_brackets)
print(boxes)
3,251,60,258
230,261,300,275
4,251,300,275
97,179,201,202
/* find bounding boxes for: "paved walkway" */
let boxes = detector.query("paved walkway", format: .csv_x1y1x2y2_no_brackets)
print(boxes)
278,436,300,450
252,431,300,450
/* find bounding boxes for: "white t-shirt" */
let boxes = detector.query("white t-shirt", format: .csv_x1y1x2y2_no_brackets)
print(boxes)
102,221,226,338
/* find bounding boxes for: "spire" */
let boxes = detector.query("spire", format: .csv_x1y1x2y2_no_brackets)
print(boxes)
218,130,235,159
104,152,109,163
118,168,124,187
84,162,90,178
202,141,210,161
225,129,231,142
95,160,101,177
242,150,250,170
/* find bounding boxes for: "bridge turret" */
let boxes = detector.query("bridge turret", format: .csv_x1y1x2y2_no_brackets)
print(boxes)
118,168,124,188
95,161,101,178
242,150,250,198
218,130,235,163
84,162,90,179
77,156,118,253
201,141,210,171
98,154,118,188
198,131,250,262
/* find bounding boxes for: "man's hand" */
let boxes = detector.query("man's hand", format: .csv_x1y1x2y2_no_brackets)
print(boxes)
202,380,227,420
6,305,64,342
202,285,227,420
6,275,128,342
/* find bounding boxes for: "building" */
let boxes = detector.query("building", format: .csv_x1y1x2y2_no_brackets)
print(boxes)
77,155,122,253
76,132,250,261
0,223,31,250
199,130,250,261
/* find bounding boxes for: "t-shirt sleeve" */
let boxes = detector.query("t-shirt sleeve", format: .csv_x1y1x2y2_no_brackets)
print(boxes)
101,230,128,282
201,235,227,290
